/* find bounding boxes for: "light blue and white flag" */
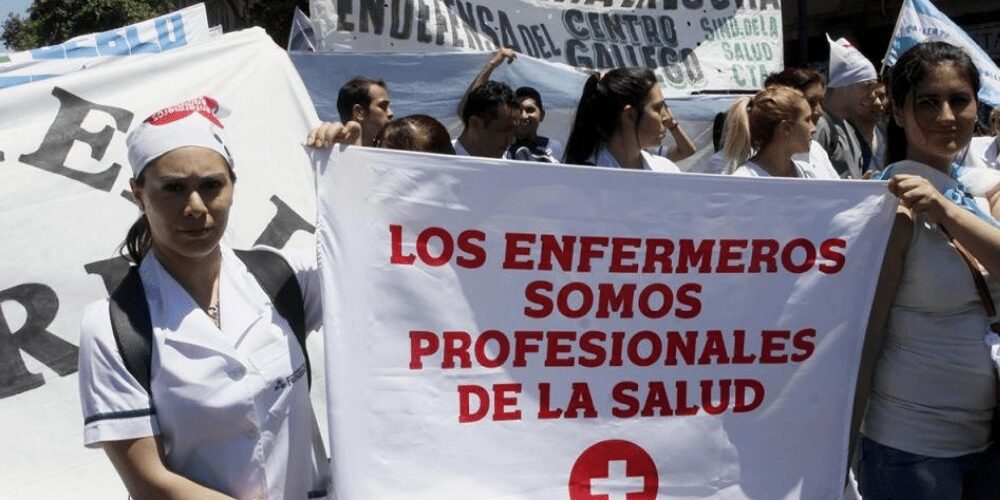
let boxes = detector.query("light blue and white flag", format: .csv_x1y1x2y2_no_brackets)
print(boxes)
883,0,1000,106
287,6,316,52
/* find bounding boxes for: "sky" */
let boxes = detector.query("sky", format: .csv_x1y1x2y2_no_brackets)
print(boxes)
0,0,33,50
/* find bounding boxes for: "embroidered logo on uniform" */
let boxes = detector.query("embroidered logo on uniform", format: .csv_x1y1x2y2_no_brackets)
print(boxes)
273,363,307,392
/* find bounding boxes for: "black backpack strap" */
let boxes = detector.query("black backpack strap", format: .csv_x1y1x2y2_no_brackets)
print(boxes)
108,250,311,394
235,249,310,388
109,266,155,396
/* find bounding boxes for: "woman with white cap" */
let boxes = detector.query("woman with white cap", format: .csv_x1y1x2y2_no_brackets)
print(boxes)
78,96,328,499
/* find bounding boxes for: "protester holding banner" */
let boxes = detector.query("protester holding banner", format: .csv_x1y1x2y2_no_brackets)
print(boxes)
721,86,816,178
762,68,841,179
375,114,456,155
859,41,1000,499
563,68,679,172
78,97,328,499
307,76,393,148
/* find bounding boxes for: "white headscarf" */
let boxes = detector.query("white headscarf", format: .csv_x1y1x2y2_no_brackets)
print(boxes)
126,96,234,178
827,34,877,88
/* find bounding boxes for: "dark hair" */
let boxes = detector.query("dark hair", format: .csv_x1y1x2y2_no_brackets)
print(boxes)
763,67,825,92
712,112,727,152
886,41,980,165
461,80,518,126
336,76,386,123
564,67,658,165
515,86,545,115
374,114,456,155
120,159,237,264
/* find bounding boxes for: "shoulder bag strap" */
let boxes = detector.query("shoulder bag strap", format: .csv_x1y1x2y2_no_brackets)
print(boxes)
941,226,1000,333
234,249,311,387
109,266,155,395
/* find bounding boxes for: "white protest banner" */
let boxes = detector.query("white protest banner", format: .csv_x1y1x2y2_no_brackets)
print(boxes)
0,28,322,498
317,148,897,499
309,0,783,94
0,4,212,89
884,0,1000,106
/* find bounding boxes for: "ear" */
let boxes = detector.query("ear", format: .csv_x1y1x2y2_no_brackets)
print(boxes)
778,119,793,136
621,105,637,125
129,178,145,212
468,114,483,131
891,101,904,127
352,103,366,122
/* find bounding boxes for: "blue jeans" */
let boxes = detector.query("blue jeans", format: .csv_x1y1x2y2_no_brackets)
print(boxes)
858,435,1000,499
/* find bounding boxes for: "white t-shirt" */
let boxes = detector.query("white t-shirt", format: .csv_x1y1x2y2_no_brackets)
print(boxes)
963,136,1000,170
78,245,327,499
452,138,512,159
730,161,809,178
791,141,841,179
586,145,680,173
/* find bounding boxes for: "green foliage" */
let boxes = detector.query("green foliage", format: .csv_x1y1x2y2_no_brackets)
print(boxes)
2,0,174,51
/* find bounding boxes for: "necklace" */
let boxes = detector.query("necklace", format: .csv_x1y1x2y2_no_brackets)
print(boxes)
205,301,220,328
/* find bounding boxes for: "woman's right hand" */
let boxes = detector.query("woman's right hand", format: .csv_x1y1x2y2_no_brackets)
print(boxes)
888,174,950,224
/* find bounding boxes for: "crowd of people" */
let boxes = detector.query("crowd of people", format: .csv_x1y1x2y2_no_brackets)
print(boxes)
76,32,1000,499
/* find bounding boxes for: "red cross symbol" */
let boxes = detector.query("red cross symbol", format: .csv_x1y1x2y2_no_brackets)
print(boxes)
568,439,659,500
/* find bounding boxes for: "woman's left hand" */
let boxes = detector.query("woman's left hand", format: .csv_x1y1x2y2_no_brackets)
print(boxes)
888,174,949,224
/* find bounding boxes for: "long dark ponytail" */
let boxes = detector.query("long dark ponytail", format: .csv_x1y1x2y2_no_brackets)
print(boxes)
119,170,151,264
564,67,658,165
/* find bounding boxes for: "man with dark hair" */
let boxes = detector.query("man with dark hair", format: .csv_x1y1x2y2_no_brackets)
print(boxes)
507,86,563,163
307,76,393,147
454,79,520,158
337,76,393,146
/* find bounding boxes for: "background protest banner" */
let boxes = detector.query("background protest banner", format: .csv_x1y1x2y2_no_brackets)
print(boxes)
0,28,323,498
884,0,1000,107
308,0,784,94
0,4,213,90
317,148,897,499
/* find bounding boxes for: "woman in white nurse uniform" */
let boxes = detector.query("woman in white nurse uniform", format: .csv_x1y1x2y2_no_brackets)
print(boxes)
78,97,328,499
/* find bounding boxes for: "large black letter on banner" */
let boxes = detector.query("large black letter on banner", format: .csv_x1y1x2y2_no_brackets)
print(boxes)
19,87,133,192
254,195,316,249
0,284,78,399
84,256,133,294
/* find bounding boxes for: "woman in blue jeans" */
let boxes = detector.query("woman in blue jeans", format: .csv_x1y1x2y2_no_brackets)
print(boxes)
858,41,1000,499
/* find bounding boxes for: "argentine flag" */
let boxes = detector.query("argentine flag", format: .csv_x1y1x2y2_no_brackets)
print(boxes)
883,0,1000,107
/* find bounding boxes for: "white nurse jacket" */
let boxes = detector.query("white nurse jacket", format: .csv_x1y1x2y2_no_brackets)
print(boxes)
79,245,328,499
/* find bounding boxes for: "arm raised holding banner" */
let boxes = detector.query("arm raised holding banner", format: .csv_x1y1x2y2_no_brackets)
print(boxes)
457,48,517,119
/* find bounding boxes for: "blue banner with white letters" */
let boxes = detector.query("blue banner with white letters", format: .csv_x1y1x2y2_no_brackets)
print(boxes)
0,4,212,89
